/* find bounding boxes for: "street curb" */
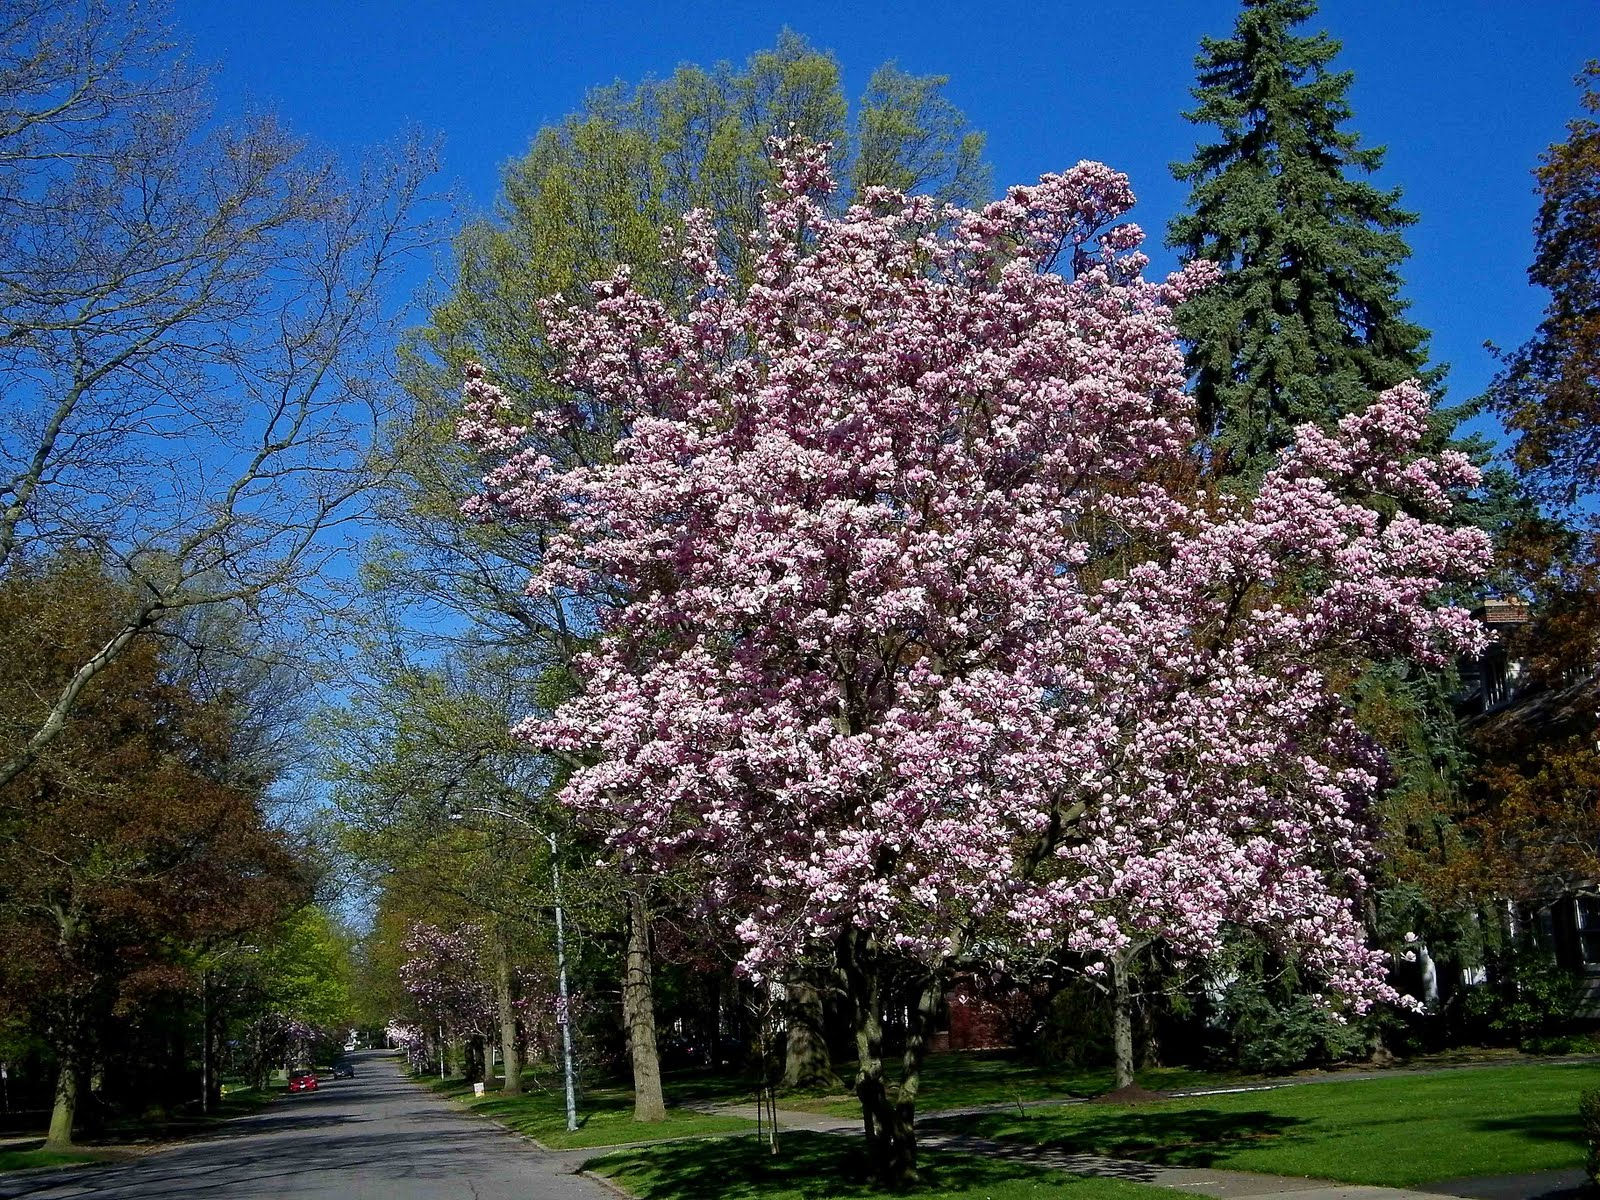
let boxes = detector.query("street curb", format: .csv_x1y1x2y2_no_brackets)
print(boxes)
579,1167,639,1198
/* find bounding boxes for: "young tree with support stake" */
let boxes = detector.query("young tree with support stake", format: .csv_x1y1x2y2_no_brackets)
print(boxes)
461,142,1489,1186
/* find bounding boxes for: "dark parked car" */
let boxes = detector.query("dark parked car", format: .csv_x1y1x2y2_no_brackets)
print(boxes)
287,1069,318,1093
331,1061,356,1079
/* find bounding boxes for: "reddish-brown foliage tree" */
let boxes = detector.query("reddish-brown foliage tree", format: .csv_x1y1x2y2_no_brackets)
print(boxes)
1460,62,1600,913
1488,62,1600,507
0,557,306,1146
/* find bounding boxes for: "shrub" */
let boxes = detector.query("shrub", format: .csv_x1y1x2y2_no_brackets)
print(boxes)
1580,1088,1600,1183
1460,943,1589,1048
1219,978,1368,1075
1032,979,1111,1068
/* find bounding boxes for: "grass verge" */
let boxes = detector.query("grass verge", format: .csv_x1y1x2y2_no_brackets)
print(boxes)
0,1080,281,1174
587,1129,1176,1200
0,1146,102,1173
926,1061,1600,1186
425,1073,755,1150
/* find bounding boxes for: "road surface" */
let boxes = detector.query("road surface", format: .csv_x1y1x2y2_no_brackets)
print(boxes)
0,1051,611,1199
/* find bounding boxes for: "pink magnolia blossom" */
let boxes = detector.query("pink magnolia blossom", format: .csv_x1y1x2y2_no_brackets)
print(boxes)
461,141,1489,1013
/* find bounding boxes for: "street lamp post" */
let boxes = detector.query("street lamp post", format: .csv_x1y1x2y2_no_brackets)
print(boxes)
451,805,578,1133
545,831,579,1135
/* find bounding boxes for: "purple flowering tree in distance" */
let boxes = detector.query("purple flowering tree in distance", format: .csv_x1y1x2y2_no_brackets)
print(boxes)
399,922,496,1075
386,1021,431,1073
459,140,1490,1184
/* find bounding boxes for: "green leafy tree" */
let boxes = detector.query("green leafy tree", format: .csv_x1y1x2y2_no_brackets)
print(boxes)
259,907,357,1033
323,646,594,1097
1168,0,1435,477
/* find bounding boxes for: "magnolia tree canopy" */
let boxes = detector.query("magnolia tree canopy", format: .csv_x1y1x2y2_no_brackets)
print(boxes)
398,922,496,1036
462,140,1488,1016
397,921,553,1057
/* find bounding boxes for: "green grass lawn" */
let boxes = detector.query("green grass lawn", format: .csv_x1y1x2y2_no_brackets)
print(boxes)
0,1146,101,1173
768,1051,1226,1120
927,1062,1600,1187
588,1129,1177,1200
426,1073,755,1150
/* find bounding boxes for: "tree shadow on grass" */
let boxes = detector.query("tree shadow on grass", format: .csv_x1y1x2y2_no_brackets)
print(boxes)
590,1130,1134,1200
663,1066,760,1106
1468,1112,1583,1145
927,1107,1306,1168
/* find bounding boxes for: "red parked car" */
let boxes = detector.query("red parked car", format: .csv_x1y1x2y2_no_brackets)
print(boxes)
287,1070,318,1093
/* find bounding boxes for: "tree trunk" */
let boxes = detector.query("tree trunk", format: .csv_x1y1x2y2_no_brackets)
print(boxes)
493,924,521,1096
1362,893,1394,1064
46,1058,78,1149
782,970,840,1092
200,976,211,1114
201,974,225,1114
1110,953,1136,1091
840,930,936,1188
623,890,667,1122
706,972,721,1069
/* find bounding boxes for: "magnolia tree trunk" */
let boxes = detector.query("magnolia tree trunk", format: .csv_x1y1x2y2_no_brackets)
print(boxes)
1362,894,1394,1064
840,930,943,1187
705,973,722,1068
1110,954,1136,1091
493,925,522,1095
781,971,840,1091
624,891,667,1122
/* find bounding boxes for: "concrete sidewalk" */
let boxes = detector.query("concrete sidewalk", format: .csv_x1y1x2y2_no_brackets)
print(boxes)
695,1102,1478,1200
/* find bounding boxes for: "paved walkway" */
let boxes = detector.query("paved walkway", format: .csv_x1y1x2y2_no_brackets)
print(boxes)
1415,1171,1588,1200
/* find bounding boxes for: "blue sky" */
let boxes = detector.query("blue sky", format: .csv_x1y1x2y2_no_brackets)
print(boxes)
177,0,1595,426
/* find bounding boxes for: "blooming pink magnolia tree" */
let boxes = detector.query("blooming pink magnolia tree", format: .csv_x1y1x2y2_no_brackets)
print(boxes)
460,142,1489,1182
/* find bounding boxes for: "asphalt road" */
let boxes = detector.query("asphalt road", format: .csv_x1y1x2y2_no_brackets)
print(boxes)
0,1050,612,1199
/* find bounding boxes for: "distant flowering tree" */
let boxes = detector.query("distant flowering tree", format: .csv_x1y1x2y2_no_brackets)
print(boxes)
386,1021,431,1073
246,1012,319,1085
399,923,496,1052
397,924,555,1079
460,141,1490,1184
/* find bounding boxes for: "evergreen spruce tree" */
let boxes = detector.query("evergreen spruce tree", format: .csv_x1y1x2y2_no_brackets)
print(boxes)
1168,0,1435,476
1170,2,1489,1061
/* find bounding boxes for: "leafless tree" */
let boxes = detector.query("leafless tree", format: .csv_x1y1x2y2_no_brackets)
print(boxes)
0,0,440,788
